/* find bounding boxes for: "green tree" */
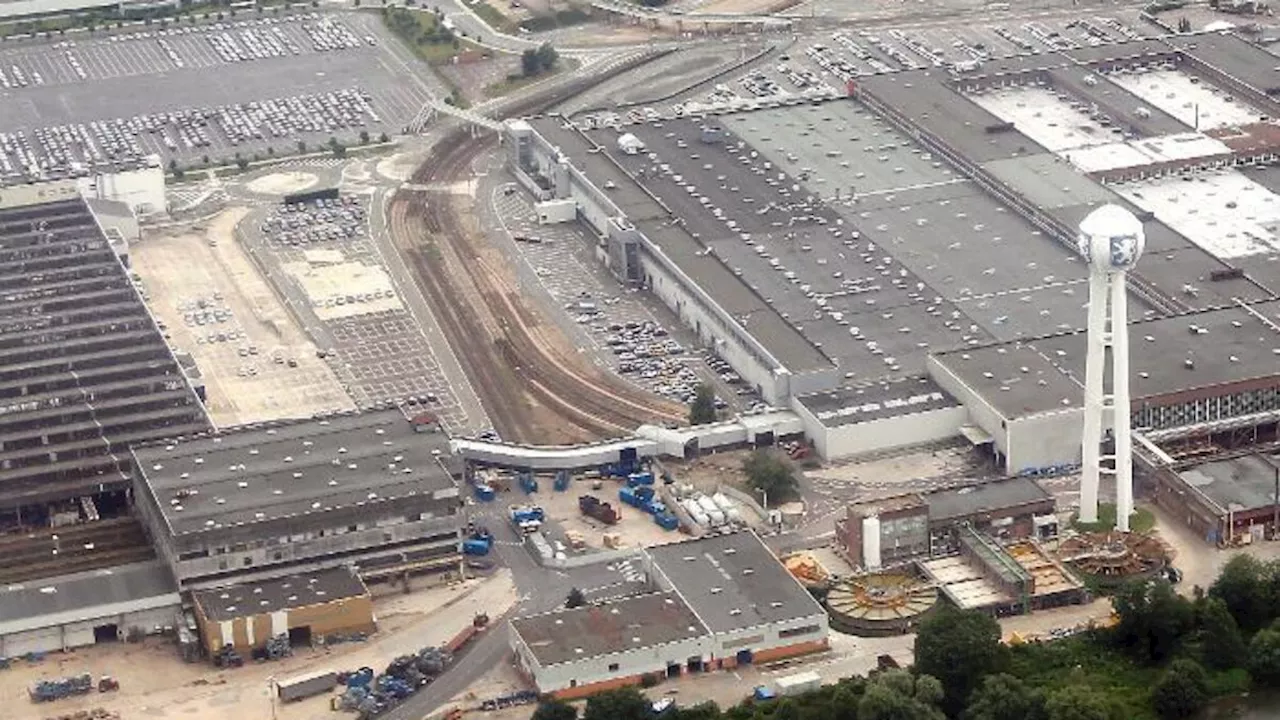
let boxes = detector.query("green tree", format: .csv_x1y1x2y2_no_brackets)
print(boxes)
296,140,307,153
359,129,370,145
521,47,539,76
1211,554,1273,633
536,42,558,69
1195,596,1247,670
565,587,585,609
379,131,390,143
1044,687,1110,720
1111,578,1194,663
531,697,578,720
201,154,211,166
1249,626,1280,684
1151,659,1210,720
742,450,798,505
964,673,1045,720
914,605,1006,718
689,383,717,425
235,154,249,171
583,687,651,720
857,671,944,720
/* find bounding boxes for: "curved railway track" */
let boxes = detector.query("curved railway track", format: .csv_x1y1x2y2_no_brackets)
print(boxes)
388,60,688,443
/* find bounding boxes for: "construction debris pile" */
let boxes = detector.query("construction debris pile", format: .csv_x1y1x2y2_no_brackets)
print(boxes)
335,646,454,719
257,633,293,661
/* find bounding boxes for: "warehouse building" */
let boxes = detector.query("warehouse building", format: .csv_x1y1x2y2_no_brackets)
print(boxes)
505,33,1280,476
930,299,1280,474
132,407,465,590
0,560,180,657
192,566,374,653
510,592,710,700
510,531,828,698
836,477,1057,570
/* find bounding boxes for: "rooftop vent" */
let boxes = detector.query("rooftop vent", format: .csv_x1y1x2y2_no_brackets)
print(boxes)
729,609,742,616
711,587,722,594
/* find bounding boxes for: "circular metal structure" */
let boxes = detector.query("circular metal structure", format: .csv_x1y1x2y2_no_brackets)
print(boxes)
826,572,939,637
1057,531,1169,588
1077,203,1146,274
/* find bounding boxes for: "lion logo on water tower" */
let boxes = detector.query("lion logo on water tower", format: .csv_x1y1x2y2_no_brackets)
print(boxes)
1077,204,1145,274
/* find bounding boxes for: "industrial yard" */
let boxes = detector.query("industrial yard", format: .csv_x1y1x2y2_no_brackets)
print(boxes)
129,207,355,427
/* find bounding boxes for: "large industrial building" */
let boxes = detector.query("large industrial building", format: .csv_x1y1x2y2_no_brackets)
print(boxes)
510,530,829,699
131,407,466,590
504,31,1280,541
0,182,208,591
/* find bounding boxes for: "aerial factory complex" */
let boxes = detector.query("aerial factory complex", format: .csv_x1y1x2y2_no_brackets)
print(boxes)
0,0,1277,715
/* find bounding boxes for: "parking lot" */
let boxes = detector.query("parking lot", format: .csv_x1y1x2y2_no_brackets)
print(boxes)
130,207,356,427
0,11,439,180
242,191,471,429
656,13,1152,112
488,183,754,411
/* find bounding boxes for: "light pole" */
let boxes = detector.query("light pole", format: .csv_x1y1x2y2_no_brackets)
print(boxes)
267,676,278,720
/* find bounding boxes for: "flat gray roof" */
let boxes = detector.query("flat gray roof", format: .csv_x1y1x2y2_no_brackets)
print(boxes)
1063,37,1178,66
649,530,824,634
192,566,367,622
857,70,1045,163
1167,32,1280,95
1178,452,1280,514
511,591,707,667
531,117,832,374
932,298,1280,419
981,154,1120,210
926,477,1053,522
799,376,958,428
0,560,178,635
134,409,457,536
1045,65,1191,137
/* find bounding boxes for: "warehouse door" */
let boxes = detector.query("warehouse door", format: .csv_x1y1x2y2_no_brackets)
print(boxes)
666,663,681,678
288,626,312,647
735,649,753,666
93,624,119,643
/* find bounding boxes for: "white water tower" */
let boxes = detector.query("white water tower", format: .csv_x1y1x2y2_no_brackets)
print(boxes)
1077,204,1145,532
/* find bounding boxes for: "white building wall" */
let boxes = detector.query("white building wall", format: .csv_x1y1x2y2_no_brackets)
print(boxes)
641,253,786,405
712,612,830,661
0,602,179,656
76,163,165,216
61,621,99,648
821,406,968,460
927,356,1011,459
1006,409,1083,473
1,627,61,657
515,630,713,693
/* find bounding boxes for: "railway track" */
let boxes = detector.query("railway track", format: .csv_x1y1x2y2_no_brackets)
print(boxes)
387,57,690,443
400,134,684,439
0,516,154,584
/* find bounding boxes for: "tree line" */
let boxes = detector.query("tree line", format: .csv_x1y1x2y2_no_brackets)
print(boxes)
529,553,1280,720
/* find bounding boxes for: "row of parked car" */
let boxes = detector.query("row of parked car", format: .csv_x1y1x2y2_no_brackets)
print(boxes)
261,195,367,248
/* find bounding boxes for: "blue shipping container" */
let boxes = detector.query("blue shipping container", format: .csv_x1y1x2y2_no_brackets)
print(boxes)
474,485,495,502
619,487,641,507
643,500,666,516
627,472,655,487
554,470,570,491
655,513,679,531
462,539,491,556
634,485,655,502
519,474,538,494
